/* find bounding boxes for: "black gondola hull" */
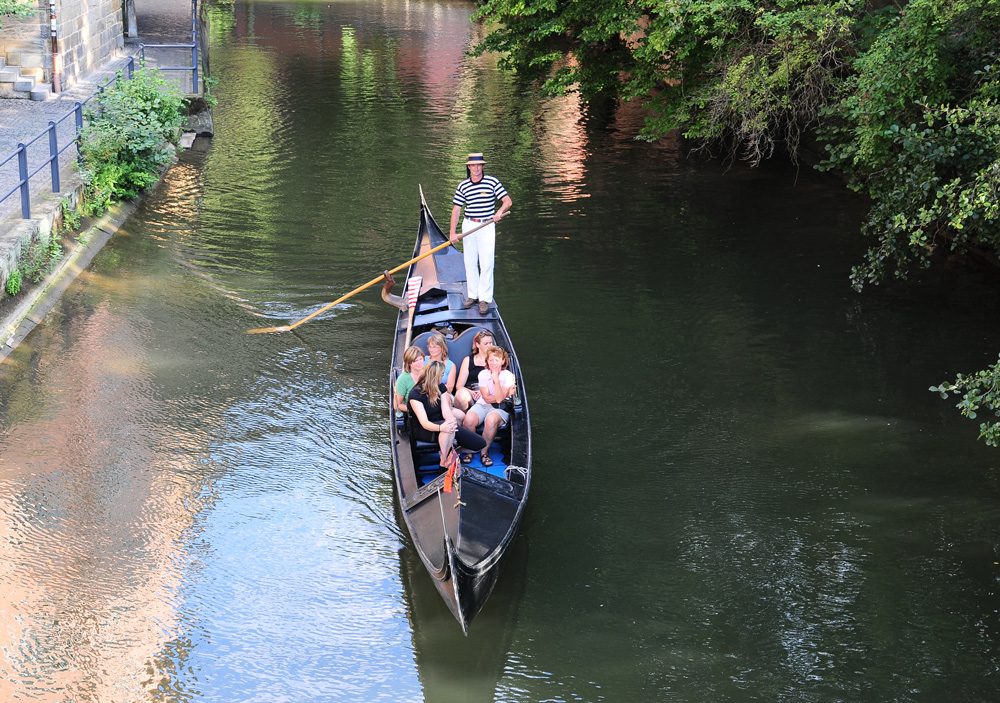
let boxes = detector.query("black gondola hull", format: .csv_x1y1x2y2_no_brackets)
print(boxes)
389,189,531,632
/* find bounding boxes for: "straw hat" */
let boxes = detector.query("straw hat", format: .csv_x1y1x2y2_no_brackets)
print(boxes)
465,153,486,166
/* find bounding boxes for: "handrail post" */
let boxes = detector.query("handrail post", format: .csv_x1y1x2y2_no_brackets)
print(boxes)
48,121,60,193
191,0,199,92
16,143,29,219
127,55,134,79
74,101,83,164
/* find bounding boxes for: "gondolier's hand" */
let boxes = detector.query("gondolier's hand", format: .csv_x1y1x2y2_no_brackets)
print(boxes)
449,230,459,246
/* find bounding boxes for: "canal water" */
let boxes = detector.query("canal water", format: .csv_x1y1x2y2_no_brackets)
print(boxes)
2,1,1000,701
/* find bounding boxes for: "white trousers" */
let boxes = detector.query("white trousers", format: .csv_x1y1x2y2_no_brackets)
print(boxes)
462,219,495,303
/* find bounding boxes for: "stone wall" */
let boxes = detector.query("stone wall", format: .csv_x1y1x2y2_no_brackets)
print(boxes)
0,2,46,81
0,0,124,88
57,0,124,86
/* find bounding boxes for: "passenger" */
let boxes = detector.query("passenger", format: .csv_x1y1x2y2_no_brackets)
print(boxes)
424,332,457,394
462,346,515,467
454,330,495,411
409,361,486,468
394,346,424,413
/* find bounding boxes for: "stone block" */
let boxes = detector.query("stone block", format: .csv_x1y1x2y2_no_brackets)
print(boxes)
30,83,53,101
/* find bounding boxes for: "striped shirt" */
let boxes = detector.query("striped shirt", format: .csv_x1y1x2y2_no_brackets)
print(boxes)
453,175,508,220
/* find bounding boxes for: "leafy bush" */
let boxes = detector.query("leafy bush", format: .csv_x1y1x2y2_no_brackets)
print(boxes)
18,235,62,284
818,0,1000,291
2,233,62,298
77,65,184,215
59,198,82,235
932,356,1000,447
5,268,21,296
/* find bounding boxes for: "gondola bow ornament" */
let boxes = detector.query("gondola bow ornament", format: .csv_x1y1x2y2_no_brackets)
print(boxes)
404,275,422,348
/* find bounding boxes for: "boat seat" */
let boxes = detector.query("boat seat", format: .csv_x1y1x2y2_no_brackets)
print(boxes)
409,326,487,361
446,326,487,365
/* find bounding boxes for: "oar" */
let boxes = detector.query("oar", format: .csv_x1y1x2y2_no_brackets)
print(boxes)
247,219,492,334
403,275,422,348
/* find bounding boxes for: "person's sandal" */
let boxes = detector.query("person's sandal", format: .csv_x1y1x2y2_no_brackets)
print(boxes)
461,452,473,464
440,449,457,469
480,452,493,467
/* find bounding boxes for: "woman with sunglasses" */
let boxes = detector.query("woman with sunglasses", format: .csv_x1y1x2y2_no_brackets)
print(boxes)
424,332,457,395
454,330,495,411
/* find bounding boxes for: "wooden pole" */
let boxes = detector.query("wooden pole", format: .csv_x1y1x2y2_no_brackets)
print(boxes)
247,220,491,334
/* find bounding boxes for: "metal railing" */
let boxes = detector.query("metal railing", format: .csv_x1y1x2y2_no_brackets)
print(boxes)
139,0,200,94
0,56,137,220
139,42,198,94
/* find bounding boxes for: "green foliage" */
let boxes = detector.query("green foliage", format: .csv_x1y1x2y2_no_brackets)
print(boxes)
77,65,184,215
474,0,859,164
202,75,219,108
5,267,21,296
840,99,1000,290
59,198,82,235
4,233,64,298
21,234,63,284
932,355,1000,447
817,0,1000,291
0,0,33,27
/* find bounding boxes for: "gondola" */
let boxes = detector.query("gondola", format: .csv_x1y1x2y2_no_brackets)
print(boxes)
389,187,531,634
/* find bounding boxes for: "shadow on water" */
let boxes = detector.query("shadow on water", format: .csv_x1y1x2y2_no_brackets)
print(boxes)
398,531,528,703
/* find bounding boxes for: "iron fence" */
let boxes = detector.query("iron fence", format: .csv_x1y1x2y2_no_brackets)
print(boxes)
0,56,137,220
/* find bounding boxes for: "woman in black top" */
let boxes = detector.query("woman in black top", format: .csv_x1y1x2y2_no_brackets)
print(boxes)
408,361,486,468
454,330,495,412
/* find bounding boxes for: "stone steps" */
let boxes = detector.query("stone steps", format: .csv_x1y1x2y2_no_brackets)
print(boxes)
0,58,54,101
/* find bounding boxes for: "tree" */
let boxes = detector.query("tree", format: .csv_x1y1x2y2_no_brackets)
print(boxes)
474,0,858,164
474,0,1000,276
817,0,1000,291
474,0,1000,446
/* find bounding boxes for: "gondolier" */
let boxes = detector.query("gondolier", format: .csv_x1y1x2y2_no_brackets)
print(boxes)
449,153,512,316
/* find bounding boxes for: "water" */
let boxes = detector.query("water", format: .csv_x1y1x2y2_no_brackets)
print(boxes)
1,1,999,701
